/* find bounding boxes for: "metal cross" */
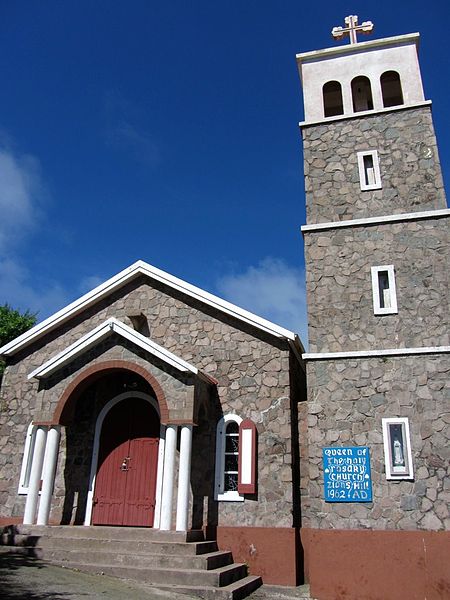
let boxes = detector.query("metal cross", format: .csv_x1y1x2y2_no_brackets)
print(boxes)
331,15,374,45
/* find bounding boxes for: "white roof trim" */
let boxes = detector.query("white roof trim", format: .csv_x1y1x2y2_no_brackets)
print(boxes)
28,318,202,380
1,260,297,357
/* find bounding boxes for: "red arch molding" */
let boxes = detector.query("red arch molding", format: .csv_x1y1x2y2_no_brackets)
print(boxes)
52,360,170,425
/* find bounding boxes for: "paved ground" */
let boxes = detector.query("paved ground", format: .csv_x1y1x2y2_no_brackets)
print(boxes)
0,553,313,600
0,554,197,600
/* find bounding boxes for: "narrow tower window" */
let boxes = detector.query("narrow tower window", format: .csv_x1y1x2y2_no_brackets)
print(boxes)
381,71,404,108
371,265,398,315
323,81,344,117
382,418,414,479
351,76,374,112
357,150,382,190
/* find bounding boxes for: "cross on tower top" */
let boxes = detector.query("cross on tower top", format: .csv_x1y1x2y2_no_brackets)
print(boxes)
332,15,374,45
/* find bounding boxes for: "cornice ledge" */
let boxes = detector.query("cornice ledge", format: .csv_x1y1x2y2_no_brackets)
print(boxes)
303,346,450,360
301,208,450,233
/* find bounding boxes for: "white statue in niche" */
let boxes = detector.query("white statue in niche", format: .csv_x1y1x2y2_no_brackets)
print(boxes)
393,438,405,466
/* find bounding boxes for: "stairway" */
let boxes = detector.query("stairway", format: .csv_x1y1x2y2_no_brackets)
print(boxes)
0,525,262,600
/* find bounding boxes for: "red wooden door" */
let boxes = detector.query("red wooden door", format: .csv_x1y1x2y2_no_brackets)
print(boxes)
92,398,159,527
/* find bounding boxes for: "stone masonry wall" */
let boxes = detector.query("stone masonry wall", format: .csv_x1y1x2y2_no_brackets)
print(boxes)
302,106,447,224
304,217,449,352
301,354,450,531
0,275,302,529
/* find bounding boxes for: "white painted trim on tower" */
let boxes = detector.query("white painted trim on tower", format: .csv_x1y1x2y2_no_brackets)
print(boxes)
298,100,432,128
84,392,160,526
357,150,382,191
303,346,450,360
371,265,398,315
296,33,420,64
382,417,414,480
301,208,450,233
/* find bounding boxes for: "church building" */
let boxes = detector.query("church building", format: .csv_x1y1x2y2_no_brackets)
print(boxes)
0,15,448,600
0,260,306,589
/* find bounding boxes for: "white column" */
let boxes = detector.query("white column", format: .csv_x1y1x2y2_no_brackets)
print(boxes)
159,424,177,531
176,425,193,532
23,426,48,525
37,426,61,526
153,424,166,529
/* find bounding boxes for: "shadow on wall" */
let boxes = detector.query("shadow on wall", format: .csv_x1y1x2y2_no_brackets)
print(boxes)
61,384,97,525
191,381,221,536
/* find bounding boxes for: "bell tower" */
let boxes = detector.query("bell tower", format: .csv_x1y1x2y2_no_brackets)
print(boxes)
296,16,450,600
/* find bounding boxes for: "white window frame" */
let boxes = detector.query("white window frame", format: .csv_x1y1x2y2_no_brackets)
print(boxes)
18,423,49,495
214,414,244,502
371,265,398,315
357,150,382,190
382,417,414,480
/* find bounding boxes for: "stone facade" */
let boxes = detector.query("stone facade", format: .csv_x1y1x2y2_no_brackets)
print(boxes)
302,355,450,531
0,274,305,533
304,216,449,352
302,106,447,223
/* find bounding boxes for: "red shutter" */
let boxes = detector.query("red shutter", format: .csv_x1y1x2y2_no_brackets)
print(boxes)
238,419,257,494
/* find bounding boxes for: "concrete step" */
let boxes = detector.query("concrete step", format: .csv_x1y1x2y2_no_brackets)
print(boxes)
32,535,218,556
2,525,260,598
52,561,248,587
0,545,43,559
43,547,233,570
16,525,204,543
147,575,263,600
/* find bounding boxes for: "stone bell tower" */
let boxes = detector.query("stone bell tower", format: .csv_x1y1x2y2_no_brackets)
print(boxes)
296,16,450,600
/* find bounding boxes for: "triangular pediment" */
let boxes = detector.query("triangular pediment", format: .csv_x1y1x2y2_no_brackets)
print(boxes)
0,260,299,358
28,317,214,382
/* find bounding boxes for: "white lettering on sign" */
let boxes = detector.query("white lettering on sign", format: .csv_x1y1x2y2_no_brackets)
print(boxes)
323,447,373,502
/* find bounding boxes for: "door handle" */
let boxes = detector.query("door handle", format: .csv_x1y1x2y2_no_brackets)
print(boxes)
120,457,130,471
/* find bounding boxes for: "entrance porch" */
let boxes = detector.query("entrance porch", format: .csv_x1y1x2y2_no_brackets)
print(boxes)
21,360,212,534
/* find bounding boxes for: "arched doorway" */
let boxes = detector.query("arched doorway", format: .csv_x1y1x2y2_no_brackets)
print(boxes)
90,394,160,527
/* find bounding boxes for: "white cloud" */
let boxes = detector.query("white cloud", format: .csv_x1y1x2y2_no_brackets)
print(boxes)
0,149,44,251
216,257,308,347
0,257,68,320
0,145,69,320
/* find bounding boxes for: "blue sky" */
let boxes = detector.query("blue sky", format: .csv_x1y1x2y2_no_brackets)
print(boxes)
0,1,449,347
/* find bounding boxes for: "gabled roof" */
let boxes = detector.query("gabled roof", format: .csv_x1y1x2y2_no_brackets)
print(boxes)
28,317,216,383
0,260,300,357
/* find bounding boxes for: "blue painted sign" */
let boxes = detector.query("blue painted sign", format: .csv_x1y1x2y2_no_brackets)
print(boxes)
322,446,372,502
